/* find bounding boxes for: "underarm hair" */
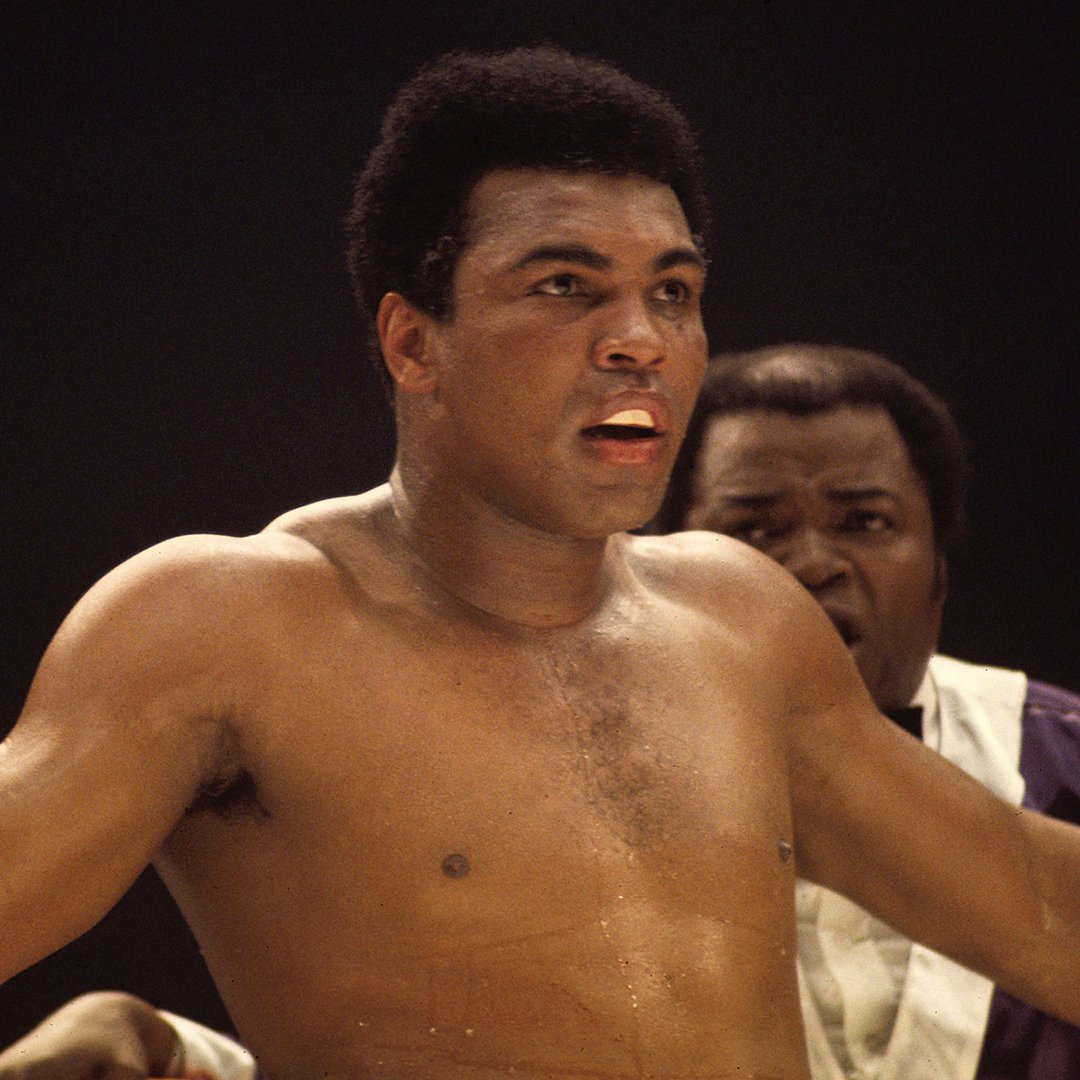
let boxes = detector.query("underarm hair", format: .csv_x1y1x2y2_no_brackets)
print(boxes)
187,767,269,820
186,718,269,820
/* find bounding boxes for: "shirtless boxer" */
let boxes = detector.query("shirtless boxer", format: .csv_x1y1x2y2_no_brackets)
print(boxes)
2,47,1080,1080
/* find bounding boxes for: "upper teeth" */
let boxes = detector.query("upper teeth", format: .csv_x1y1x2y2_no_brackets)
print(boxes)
601,409,653,428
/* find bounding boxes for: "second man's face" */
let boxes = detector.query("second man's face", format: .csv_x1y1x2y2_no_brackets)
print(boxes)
685,405,945,712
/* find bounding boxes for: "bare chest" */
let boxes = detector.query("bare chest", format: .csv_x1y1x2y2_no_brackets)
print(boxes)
266,614,783,842
157,609,803,1075
170,607,793,896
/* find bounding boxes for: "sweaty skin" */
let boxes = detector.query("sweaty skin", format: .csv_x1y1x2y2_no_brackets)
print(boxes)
160,505,817,1078
3,173,1079,1080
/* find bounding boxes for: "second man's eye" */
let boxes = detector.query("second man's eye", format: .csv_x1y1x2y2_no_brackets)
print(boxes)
842,510,892,533
729,521,775,545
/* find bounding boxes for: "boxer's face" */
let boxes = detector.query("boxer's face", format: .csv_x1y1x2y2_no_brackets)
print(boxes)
415,168,708,538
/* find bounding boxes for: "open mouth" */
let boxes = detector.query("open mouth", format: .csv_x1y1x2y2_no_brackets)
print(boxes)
583,424,658,440
581,408,661,440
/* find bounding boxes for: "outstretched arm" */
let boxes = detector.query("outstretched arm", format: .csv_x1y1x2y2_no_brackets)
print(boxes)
786,596,1080,1023
0,537,259,983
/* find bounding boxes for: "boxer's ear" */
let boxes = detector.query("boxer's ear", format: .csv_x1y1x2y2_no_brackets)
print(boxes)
377,292,438,395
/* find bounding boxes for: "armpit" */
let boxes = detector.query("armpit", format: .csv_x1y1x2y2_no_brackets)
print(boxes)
186,767,270,822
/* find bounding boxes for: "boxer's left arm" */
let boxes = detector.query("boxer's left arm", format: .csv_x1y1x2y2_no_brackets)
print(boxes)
784,589,1080,1025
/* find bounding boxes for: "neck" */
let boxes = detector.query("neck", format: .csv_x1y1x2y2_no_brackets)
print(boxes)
386,463,618,630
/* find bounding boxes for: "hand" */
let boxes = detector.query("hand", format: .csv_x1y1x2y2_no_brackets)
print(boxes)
0,992,181,1079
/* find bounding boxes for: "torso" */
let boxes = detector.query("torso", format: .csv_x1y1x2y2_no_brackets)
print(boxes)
153,490,811,1078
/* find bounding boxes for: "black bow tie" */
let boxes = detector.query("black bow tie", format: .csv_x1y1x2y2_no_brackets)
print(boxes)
884,705,924,741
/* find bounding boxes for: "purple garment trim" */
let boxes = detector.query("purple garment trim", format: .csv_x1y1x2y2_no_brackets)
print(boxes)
976,680,1080,1079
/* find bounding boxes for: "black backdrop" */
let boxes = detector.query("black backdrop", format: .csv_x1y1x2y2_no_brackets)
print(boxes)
2,2,1077,1042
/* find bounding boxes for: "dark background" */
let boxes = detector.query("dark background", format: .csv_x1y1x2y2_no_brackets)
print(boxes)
2,2,1077,1043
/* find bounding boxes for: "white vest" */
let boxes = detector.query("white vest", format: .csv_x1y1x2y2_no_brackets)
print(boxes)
797,654,1027,1080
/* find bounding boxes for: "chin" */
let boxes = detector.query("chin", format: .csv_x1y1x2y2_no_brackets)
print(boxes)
599,481,666,530
583,501,660,538
532,476,666,539
869,675,925,715
565,514,644,541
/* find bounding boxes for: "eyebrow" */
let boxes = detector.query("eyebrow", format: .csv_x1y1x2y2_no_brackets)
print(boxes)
510,244,610,272
653,247,708,274
509,244,707,274
827,486,897,503
717,492,783,510
716,486,897,509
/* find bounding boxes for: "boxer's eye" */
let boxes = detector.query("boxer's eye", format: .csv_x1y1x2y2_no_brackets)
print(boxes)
532,273,586,297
